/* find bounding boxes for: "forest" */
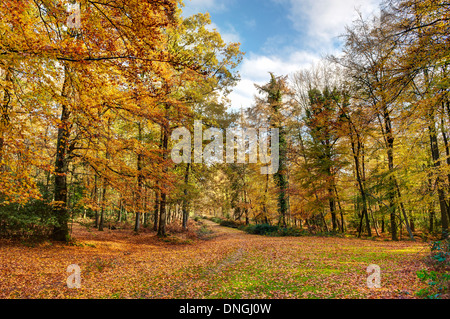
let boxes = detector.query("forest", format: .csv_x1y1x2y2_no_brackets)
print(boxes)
0,0,449,300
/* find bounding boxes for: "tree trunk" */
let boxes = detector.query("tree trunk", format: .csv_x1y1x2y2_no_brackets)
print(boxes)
158,114,169,237
153,190,159,231
158,192,167,237
382,107,398,241
52,67,72,242
262,173,269,221
274,126,288,228
440,109,450,222
93,174,99,228
428,116,449,239
0,66,12,168
182,163,191,231
98,180,106,231
135,121,144,233
99,117,112,232
328,183,337,232
117,200,122,222
395,180,415,240
154,125,162,232
349,128,371,238
429,202,435,233
334,185,344,232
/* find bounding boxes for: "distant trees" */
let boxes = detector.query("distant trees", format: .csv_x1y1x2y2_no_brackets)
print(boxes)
0,0,448,242
197,0,449,240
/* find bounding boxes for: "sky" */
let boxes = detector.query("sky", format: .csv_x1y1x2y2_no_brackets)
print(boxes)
181,0,382,111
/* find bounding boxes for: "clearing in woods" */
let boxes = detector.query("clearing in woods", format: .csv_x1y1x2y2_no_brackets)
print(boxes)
0,219,429,299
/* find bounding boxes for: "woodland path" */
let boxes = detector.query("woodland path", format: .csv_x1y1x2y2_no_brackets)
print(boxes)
0,219,429,299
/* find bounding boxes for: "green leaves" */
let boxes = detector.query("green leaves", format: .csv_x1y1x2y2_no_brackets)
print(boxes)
416,239,450,299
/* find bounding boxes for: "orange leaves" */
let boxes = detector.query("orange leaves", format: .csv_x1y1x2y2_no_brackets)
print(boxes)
0,220,429,299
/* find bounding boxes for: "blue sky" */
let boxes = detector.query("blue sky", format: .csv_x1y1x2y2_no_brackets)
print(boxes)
181,0,382,110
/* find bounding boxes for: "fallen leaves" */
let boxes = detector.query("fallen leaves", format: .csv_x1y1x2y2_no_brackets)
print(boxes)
0,220,430,299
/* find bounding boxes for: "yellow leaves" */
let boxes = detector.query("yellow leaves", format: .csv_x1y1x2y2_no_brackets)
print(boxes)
0,220,429,299
0,170,42,205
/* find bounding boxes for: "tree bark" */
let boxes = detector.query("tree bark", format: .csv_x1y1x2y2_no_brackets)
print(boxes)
0,66,12,168
394,180,415,240
52,67,72,242
348,121,371,238
428,115,449,239
182,163,191,231
440,108,450,222
153,190,159,231
98,179,106,231
382,107,398,241
334,185,345,232
93,174,99,228
135,122,144,233
158,110,169,237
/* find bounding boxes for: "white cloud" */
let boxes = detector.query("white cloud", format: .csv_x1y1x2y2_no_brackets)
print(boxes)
184,0,382,112
227,51,321,110
226,0,382,111
285,0,380,50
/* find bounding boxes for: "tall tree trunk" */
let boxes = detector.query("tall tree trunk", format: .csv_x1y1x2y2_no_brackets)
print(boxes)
93,174,99,228
0,66,12,168
153,126,163,232
369,205,380,237
158,109,170,237
394,180,415,240
158,190,167,237
328,173,337,232
440,108,450,222
143,189,149,226
267,75,288,229
274,126,288,228
52,67,72,242
135,122,144,233
428,114,449,239
98,179,107,231
349,125,371,238
262,172,269,221
153,189,159,231
381,107,398,241
429,202,435,233
334,185,344,232
182,163,191,231
118,198,122,222
99,118,111,232
320,209,329,233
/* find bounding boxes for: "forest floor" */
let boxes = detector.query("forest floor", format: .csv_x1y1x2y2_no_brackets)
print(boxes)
0,219,432,299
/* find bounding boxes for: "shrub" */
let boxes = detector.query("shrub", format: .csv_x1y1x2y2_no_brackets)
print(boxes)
210,217,223,224
242,224,306,237
416,239,450,299
219,219,242,229
244,224,279,236
0,198,59,240
276,226,304,237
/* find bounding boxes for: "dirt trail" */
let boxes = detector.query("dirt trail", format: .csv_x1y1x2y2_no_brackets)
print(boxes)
0,220,429,299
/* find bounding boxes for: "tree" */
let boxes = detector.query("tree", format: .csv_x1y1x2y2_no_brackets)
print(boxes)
333,12,411,240
255,74,291,228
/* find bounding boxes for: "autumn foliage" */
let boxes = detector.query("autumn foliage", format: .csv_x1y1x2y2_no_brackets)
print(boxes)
0,0,449,301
